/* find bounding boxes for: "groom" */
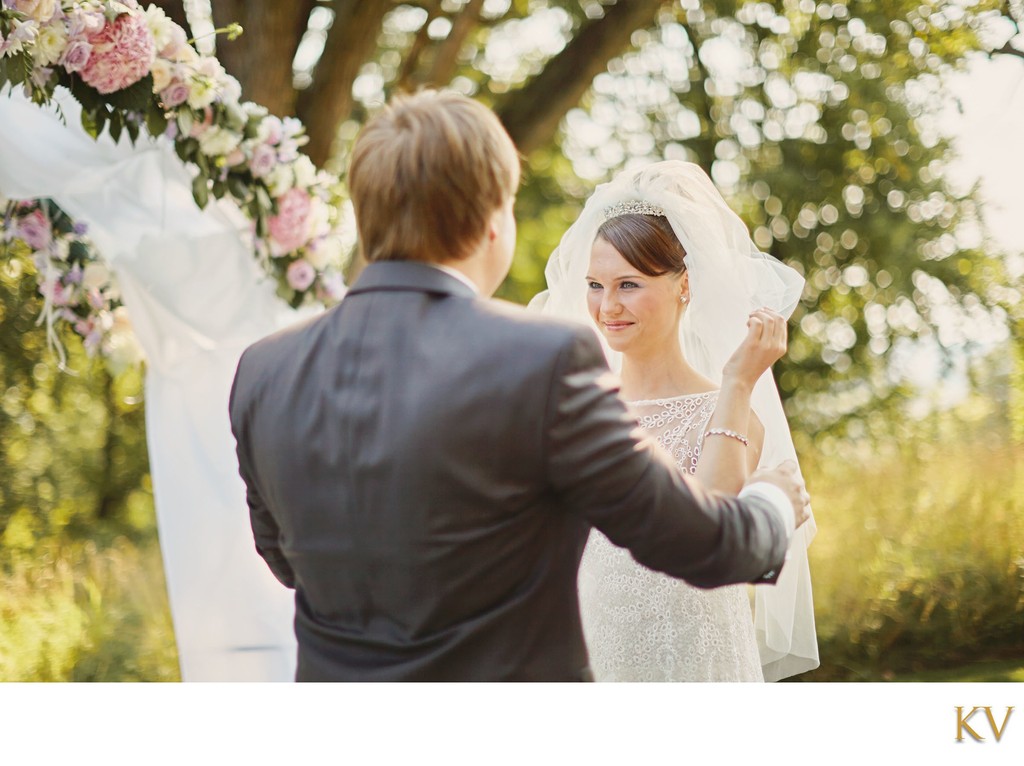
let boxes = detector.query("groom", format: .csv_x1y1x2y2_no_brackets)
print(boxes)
229,91,809,681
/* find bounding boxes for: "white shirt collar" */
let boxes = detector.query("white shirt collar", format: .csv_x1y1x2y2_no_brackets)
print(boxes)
429,263,480,295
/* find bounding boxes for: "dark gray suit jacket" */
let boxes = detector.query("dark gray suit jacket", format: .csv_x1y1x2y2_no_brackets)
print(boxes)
229,261,789,681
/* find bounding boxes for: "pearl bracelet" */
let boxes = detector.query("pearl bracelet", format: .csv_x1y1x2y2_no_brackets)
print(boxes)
705,428,749,447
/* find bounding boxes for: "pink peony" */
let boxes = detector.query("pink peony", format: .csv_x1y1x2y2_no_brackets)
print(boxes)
79,12,155,94
286,259,316,292
60,39,92,73
17,209,52,250
268,188,312,254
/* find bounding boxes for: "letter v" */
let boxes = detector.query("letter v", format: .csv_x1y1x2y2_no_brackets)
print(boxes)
983,707,1013,742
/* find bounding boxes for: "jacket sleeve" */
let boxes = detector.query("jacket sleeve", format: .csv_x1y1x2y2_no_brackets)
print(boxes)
228,351,296,589
543,327,789,587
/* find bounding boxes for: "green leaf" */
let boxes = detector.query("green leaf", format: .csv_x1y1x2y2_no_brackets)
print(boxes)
80,108,99,139
126,117,140,145
211,179,227,199
255,185,273,210
227,176,251,201
108,110,123,143
145,106,169,138
176,109,194,136
191,176,210,209
105,75,156,113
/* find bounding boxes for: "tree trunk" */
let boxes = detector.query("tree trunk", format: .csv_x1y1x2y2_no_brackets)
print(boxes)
210,0,316,118
295,0,394,166
495,0,668,154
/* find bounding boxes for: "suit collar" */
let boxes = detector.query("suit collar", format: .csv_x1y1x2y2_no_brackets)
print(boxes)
347,261,478,299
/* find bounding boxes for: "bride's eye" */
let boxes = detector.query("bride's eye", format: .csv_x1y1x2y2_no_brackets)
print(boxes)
587,281,602,290
620,281,640,289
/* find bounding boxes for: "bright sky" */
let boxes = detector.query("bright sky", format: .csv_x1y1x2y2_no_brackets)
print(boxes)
945,53,1024,259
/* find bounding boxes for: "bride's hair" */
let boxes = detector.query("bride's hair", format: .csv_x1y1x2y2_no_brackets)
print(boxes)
595,214,687,277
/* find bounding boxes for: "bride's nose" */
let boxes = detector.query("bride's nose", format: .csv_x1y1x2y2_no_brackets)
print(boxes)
600,290,622,316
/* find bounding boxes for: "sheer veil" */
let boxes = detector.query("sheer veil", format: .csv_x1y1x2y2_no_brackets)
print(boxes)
530,160,818,680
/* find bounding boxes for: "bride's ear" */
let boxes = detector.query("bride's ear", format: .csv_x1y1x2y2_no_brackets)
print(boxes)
679,270,690,303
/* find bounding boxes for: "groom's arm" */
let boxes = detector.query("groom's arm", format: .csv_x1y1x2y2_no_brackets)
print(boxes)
229,357,296,590
544,327,790,587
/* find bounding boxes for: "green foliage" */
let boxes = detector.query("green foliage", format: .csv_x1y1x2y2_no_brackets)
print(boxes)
0,246,150,548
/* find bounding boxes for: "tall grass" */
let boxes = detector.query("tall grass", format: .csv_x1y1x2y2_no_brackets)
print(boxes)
803,433,1024,680
0,536,179,681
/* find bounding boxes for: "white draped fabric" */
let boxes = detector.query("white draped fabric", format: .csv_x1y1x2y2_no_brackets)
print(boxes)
0,86,301,681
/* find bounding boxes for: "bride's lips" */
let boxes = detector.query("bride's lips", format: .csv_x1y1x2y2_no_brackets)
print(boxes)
602,321,634,332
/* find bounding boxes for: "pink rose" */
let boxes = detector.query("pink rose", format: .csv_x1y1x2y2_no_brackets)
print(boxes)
79,12,156,94
67,10,106,39
17,209,52,250
189,106,214,137
60,39,92,73
160,80,189,108
268,188,312,254
286,259,316,292
248,143,276,178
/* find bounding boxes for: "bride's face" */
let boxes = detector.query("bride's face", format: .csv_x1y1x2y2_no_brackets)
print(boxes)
586,237,686,356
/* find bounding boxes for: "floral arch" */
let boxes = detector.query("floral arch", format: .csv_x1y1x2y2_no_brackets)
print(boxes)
1,0,353,680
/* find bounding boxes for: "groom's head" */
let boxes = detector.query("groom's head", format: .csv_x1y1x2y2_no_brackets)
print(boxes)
348,90,521,269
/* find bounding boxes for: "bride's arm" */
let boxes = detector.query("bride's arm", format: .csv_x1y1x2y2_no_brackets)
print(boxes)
693,309,786,494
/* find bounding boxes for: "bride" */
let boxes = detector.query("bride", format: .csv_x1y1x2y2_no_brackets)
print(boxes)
532,161,818,681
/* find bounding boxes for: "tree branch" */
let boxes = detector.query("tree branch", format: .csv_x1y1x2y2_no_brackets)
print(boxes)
394,0,442,93
494,0,669,154
425,0,485,87
295,0,393,166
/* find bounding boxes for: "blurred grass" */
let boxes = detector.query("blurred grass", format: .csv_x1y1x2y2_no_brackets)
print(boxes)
799,426,1024,681
0,535,179,682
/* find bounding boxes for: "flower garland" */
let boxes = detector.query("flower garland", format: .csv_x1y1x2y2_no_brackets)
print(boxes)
0,0,350,366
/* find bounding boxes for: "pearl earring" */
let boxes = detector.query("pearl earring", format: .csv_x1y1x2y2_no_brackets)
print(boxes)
680,295,688,304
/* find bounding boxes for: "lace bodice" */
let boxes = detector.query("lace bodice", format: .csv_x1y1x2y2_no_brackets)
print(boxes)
578,391,764,682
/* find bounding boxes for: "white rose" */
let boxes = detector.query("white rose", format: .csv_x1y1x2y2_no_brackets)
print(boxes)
306,196,332,239
306,236,343,270
265,165,294,196
198,126,242,157
220,74,242,105
82,263,110,292
32,21,66,66
292,155,318,189
29,0,57,23
144,6,174,51
149,58,173,93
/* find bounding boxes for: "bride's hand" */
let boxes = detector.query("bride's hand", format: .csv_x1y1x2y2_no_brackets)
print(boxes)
721,308,788,388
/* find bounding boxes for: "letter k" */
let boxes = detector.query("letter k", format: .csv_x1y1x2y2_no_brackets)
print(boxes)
956,707,984,742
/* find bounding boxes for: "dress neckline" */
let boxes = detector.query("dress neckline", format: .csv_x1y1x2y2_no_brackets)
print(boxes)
624,390,719,406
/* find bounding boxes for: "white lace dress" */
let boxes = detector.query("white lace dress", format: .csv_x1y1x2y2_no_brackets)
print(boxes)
578,391,764,682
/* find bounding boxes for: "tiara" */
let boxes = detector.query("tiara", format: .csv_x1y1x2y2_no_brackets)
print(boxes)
603,200,665,220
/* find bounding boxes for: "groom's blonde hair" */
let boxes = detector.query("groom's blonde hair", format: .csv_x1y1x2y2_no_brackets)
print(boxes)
348,90,521,264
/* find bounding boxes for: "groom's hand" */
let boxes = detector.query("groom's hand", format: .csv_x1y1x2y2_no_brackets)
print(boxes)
747,460,810,529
